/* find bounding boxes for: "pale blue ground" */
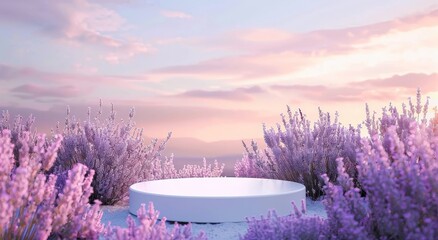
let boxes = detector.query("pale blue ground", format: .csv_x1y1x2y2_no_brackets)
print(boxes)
101,198,326,240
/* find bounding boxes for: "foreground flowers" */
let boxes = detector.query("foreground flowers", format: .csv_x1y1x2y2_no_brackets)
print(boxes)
0,129,206,240
0,129,103,239
242,117,438,239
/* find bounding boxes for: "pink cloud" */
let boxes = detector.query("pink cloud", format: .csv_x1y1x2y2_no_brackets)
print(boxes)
103,40,150,64
271,84,327,93
354,73,438,92
150,9,438,82
235,29,291,43
154,37,186,45
0,64,18,80
212,9,438,54
160,10,193,19
271,73,438,103
74,63,98,74
0,63,149,86
11,84,85,99
91,0,133,3
173,86,265,101
0,0,150,61
0,64,48,81
151,51,314,81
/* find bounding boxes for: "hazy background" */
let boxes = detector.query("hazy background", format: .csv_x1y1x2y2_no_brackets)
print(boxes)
1,1,438,174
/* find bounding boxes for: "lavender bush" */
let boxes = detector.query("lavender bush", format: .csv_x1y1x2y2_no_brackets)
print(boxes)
52,103,171,205
0,111,36,138
235,107,361,200
0,129,103,239
242,200,328,240
104,202,207,240
242,120,438,239
53,102,224,205
431,106,438,135
150,155,224,180
365,88,432,141
352,123,437,239
0,111,37,163
0,129,210,240
234,140,274,179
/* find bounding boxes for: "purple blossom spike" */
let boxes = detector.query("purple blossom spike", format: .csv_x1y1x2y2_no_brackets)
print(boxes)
235,106,361,200
104,202,207,240
53,103,223,205
0,129,103,239
242,90,438,239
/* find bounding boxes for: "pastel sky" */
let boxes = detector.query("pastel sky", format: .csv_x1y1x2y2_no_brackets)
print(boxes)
1,0,438,143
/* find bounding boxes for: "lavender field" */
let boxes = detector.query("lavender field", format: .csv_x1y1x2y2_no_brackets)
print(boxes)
1,90,437,239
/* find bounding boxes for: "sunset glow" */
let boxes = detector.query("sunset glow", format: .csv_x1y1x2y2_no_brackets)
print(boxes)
1,0,437,145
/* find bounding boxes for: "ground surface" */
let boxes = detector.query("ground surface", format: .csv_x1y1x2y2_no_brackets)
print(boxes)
101,198,327,239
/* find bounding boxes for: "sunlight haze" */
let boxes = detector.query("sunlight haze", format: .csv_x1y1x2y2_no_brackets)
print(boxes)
1,0,437,147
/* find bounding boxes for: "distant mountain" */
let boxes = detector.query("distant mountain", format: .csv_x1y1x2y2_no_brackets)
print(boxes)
145,136,266,158
144,136,267,176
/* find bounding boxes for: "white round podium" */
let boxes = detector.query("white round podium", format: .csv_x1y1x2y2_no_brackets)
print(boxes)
129,177,305,223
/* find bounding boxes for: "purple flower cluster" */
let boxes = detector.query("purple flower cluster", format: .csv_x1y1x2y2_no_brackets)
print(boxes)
353,123,438,239
431,107,438,134
104,202,207,240
0,111,36,136
365,89,432,142
150,155,224,180
234,140,275,179
242,200,328,240
0,129,103,239
243,122,437,239
242,92,438,239
235,107,361,200
52,104,172,205
53,103,223,205
0,129,206,240
1,111,37,162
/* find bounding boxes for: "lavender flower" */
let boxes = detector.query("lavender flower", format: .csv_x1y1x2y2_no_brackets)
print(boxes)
0,129,103,239
150,155,224,180
53,102,224,205
0,111,37,163
242,116,437,240
104,202,207,240
356,122,437,239
234,140,275,179
429,106,438,135
241,200,328,240
235,106,361,200
242,91,437,239
53,103,172,205
365,88,432,140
